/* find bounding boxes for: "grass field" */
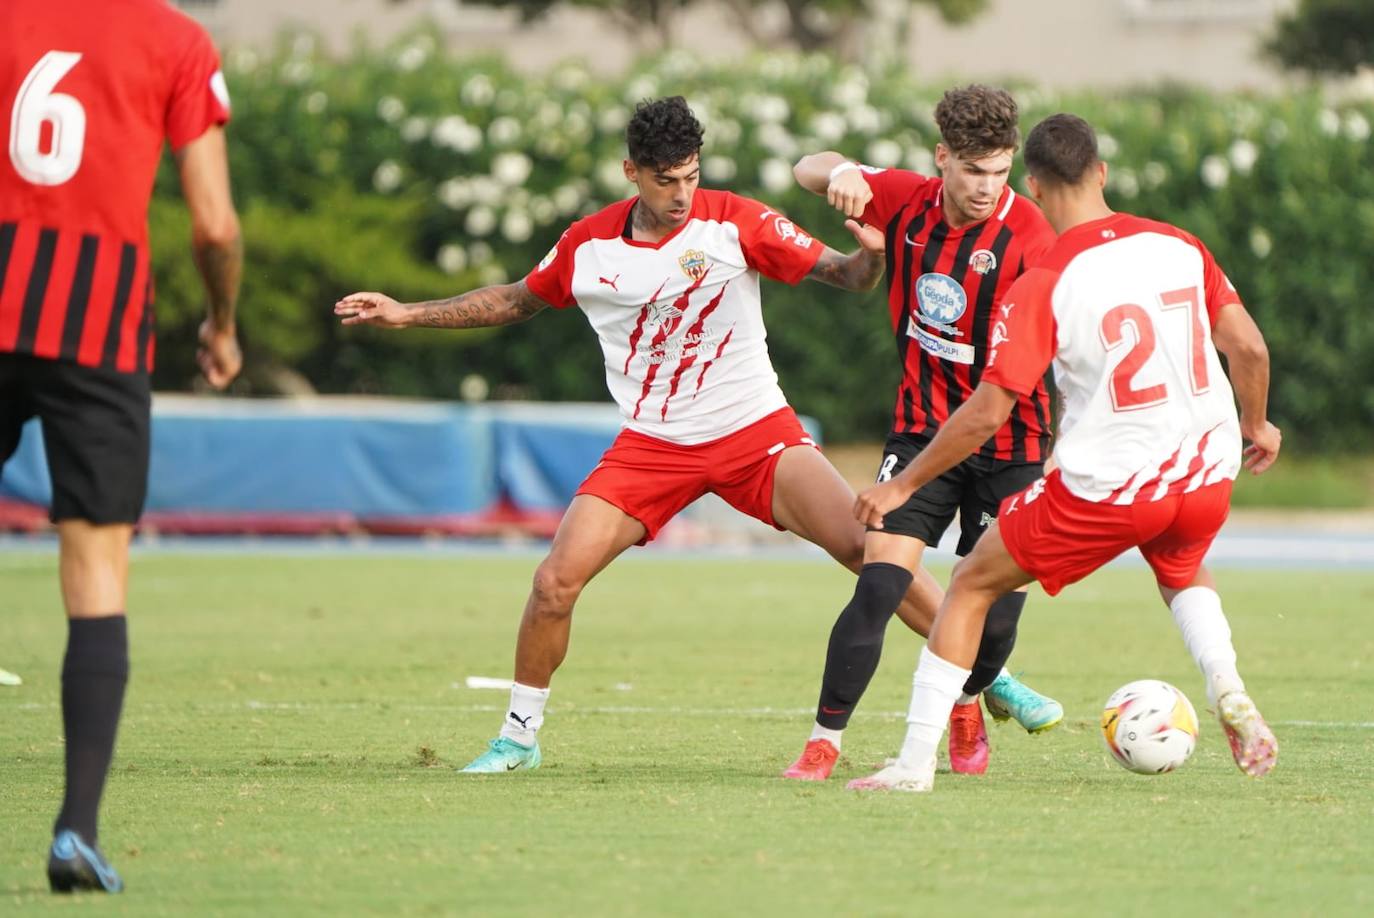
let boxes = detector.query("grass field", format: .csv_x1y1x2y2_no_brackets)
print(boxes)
2,549,1373,916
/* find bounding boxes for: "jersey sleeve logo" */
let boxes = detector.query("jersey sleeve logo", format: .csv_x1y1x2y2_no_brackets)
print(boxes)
764,214,814,249
915,272,968,335
210,71,231,110
537,244,558,271
678,249,708,281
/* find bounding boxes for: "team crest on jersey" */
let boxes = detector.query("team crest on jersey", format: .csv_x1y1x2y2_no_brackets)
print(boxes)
915,272,967,334
678,249,708,281
969,249,997,276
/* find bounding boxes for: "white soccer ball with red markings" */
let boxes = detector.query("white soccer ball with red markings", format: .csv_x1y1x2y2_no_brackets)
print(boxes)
1100,680,1199,774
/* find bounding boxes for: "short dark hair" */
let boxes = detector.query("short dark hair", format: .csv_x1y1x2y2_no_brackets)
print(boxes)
933,85,1020,158
1024,114,1100,186
625,97,704,170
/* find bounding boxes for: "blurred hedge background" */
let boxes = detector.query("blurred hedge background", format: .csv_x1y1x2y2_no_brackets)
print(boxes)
148,30,1374,450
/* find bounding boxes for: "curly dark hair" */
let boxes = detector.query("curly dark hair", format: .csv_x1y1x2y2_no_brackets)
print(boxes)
625,96,704,170
933,85,1020,158
1024,113,1100,186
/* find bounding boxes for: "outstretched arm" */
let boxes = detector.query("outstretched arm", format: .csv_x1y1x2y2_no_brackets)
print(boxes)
806,219,886,292
1211,302,1280,474
335,280,549,329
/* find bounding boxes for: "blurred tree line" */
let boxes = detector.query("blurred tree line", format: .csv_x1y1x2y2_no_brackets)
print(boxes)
148,31,1374,449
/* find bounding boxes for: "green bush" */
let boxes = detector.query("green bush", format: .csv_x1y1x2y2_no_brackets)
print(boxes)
147,30,1374,448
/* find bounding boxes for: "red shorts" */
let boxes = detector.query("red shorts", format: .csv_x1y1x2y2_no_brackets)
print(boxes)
576,407,816,544
998,469,1233,596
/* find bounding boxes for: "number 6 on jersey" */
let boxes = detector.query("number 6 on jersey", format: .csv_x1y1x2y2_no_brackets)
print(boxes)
9,51,86,186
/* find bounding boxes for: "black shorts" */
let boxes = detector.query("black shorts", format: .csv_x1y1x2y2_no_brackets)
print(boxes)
873,431,1044,555
0,353,150,524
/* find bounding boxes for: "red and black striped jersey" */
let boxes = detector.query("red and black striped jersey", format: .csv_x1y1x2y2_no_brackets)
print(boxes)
0,0,230,374
859,166,1056,462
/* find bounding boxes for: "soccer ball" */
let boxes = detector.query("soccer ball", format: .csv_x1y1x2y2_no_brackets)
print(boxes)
1100,680,1199,774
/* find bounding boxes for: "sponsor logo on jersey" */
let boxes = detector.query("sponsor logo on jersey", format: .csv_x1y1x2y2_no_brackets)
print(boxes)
771,217,814,249
537,244,558,271
969,249,997,276
914,272,967,335
907,319,975,364
991,320,1010,348
678,249,708,281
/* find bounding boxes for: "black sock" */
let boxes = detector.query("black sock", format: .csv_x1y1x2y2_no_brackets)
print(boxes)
54,615,129,843
816,563,914,729
962,592,1026,696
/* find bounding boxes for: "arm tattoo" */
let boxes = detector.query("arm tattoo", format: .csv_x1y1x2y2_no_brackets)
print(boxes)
808,246,885,291
195,235,243,329
414,282,548,328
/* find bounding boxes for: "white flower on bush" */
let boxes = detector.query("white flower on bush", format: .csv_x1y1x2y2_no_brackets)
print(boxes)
396,44,427,72
750,94,790,125
811,111,847,144
598,159,628,194
713,118,742,147
759,158,793,194
906,146,935,176
1318,108,1340,136
756,123,798,158
466,206,497,237
553,183,585,215
488,116,522,147
438,178,471,210
281,60,312,85
432,116,482,153
1249,227,1272,259
377,96,405,124
480,264,508,286
553,64,589,91
1344,111,1371,142
1108,167,1139,199
563,110,591,142
469,242,494,266
866,139,902,168
229,48,259,74
372,160,403,193
847,105,882,136
1200,155,1229,190
401,116,430,143
493,152,533,187
462,74,495,107
1097,132,1119,159
830,76,869,109
1266,119,1289,144
625,75,659,105
1142,161,1168,189
305,92,328,116
460,374,489,403
502,210,535,243
1228,139,1258,175
599,105,629,134
661,49,699,80
535,100,563,130
436,244,468,275
468,176,504,205
529,196,558,225
703,155,737,183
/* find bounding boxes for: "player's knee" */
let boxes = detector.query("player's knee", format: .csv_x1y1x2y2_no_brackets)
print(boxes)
849,562,914,625
528,562,586,615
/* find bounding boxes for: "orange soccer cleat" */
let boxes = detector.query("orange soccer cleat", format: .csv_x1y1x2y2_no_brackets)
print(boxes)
782,738,840,781
948,701,990,775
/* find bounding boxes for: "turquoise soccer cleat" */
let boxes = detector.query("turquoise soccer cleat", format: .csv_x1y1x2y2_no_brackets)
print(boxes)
459,736,542,773
48,830,123,893
983,673,1064,734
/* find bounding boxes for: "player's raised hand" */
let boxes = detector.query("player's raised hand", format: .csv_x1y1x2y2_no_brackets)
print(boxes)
853,480,910,529
197,319,242,390
335,292,410,328
1242,420,1281,475
844,219,885,254
828,169,873,218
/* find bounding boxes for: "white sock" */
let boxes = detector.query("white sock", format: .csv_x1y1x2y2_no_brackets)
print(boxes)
955,693,978,706
498,682,550,747
809,723,843,751
898,646,972,769
1169,586,1245,706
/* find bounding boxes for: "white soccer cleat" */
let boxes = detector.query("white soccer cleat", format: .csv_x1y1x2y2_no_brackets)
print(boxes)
846,755,936,793
1216,691,1278,778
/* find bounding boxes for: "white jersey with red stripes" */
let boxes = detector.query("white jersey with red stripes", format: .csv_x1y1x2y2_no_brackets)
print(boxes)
983,212,1243,504
524,189,823,445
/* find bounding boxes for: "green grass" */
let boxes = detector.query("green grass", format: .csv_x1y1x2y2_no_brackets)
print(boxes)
2,551,1372,916
1230,455,1374,508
